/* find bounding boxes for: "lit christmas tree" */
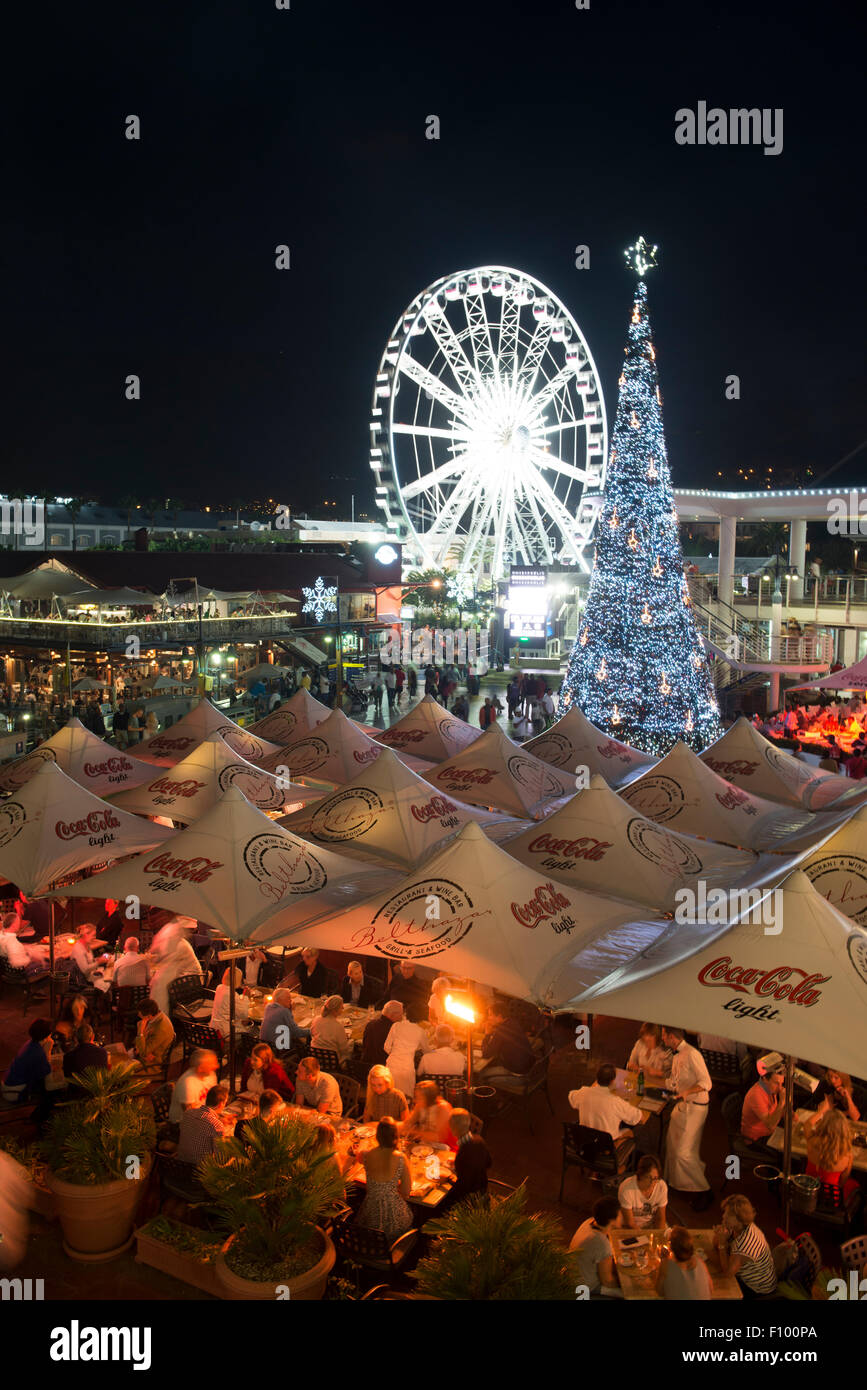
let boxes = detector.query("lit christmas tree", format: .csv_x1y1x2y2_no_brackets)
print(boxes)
559,238,721,755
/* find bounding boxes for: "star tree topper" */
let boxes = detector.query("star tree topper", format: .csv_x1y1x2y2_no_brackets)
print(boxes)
625,236,659,278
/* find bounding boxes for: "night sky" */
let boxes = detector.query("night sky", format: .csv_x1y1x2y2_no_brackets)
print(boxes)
6,0,865,511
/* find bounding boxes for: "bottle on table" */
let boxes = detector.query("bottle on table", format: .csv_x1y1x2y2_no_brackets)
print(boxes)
637,1069,645,1098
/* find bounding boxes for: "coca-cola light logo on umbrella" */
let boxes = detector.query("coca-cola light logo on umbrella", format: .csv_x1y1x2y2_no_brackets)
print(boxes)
595,738,642,765
141,850,225,893
217,764,285,811
0,800,26,847
626,818,703,876
525,732,573,768
243,833,328,903
278,737,330,775
510,881,578,937
310,787,384,842
82,755,135,785
714,784,758,816
147,775,206,803
0,747,56,791
350,878,485,959
146,734,197,754
506,754,564,802
55,808,121,849
522,831,614,871
804,855,867,927
409,795,461,830
378,728,426,748
620,775,685,824
433,765,497,790
697,954,830,1024
703,757,760,780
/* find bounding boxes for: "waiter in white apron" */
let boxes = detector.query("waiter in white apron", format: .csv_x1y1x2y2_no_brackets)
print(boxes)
661,1026,713,1211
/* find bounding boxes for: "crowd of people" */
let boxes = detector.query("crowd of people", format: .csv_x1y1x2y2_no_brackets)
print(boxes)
754,695,867,775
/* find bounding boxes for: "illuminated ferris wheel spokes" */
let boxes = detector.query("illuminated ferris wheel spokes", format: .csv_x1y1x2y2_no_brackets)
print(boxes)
369,266,608,583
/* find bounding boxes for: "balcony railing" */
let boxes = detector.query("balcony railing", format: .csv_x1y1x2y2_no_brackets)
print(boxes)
0,613,297,648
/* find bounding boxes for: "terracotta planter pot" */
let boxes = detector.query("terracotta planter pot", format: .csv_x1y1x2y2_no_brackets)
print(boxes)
47,1166,150,1262
135,1229,224,1297
31,1172,56,1221
215,1227,335,1301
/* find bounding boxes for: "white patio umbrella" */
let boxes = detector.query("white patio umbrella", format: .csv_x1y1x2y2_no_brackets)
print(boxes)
619,741,858,855
109,731,328,824
701,717,867,812
565,869,867,1084
0,759,173,896
256,820,667,1007
0,719,156,798
421,721,576,819
136,698,282,766
277,745,526,869
258,706,432,785
800,805,867,926
524,704,656,788
372,693,482,762
55,787,399,941
503,774,784,912
248,688,330,745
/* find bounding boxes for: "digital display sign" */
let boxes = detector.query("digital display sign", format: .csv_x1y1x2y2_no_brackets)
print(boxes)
508,566,547,639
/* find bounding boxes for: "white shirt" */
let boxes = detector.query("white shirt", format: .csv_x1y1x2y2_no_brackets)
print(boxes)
71,940,97,980
618,1175,668,1228
384,1020,428,1065
568,1084,642,1140
627,1040,671,1074
670,1041,712,1104
418,1046,466,1077
209,983,249,1037
169,1068,218,1124
114,952,150,987
0,932,30,968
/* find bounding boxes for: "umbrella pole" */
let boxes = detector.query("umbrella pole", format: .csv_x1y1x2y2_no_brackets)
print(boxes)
781,1054,794,1237
228,958,236,1098
49,895,57,1019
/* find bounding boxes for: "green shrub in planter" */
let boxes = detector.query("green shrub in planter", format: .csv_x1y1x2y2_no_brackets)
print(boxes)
198,1114,344,1284
37,1063,155,1184
414,1184,581,1301
137,1217,223,1263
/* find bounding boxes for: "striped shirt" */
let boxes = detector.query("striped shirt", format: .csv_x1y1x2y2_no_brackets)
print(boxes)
730,1223,777,1294
176,1106,226,1164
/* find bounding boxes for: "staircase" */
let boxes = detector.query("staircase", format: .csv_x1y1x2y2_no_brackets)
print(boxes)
687,583,834,687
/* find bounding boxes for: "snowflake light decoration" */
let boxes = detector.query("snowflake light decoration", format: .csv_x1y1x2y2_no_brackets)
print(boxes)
446,574,473,607
302,576,338,623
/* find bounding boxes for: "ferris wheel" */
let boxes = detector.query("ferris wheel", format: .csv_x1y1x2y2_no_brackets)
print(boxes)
369,266,608,585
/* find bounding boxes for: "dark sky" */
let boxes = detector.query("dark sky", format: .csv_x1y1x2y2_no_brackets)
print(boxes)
5,0,865,511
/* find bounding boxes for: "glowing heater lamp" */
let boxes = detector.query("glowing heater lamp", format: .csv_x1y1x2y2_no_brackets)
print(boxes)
445,993,477,1098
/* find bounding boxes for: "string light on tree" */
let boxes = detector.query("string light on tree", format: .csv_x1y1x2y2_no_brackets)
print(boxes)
559,237,721,755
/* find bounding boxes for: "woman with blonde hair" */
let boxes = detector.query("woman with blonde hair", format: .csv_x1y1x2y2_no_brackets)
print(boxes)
309,1121,347,1179
802,1101,858,1201
712,1194,777,1298
209,963,249,1038
814,1068,860,1121
427,975,453,1026
364,1064,408,1123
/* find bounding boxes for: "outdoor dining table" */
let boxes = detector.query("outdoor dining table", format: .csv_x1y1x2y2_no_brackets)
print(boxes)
220,1102,457,1212
767,1107,867,1173
610,1227,742,1300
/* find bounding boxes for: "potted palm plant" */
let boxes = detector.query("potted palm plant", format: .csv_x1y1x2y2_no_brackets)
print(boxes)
37,1062,155,1261
413,1185,581,1300
198,1114,344,1301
